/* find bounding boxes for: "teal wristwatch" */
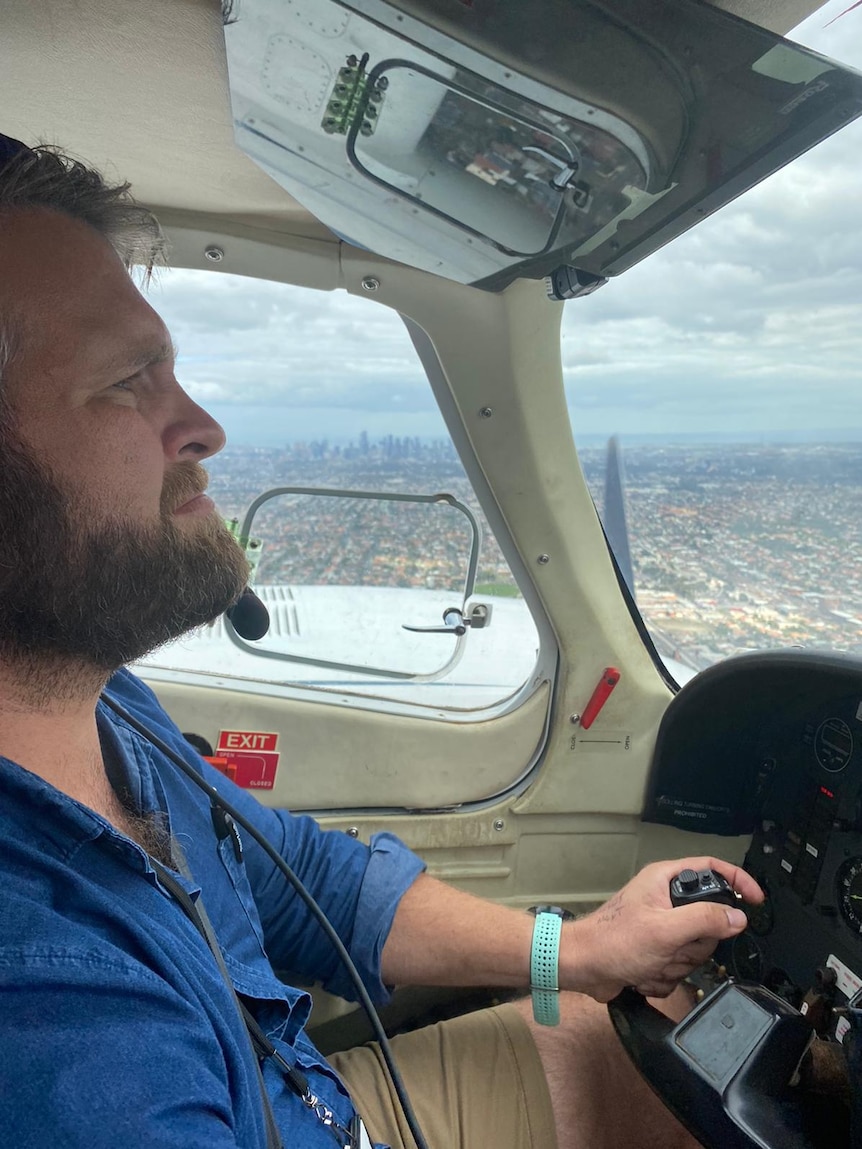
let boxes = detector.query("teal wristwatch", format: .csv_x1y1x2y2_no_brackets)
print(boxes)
528,905,574,1026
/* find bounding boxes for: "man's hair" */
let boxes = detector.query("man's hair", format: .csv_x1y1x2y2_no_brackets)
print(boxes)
0,143,167,384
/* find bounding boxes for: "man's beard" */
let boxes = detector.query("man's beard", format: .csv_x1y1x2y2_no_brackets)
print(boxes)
0,432,249,679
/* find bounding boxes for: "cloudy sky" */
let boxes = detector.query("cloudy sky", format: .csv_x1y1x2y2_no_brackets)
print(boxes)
150,0,862,448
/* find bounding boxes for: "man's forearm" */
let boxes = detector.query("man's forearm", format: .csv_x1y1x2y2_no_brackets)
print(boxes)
380,873,536,988
379,873,599,994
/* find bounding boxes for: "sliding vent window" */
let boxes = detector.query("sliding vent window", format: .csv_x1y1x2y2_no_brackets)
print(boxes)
228,488,480,679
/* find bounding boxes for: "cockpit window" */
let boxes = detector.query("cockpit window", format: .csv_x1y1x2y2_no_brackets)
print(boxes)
137,269,541,713
565,0,862,681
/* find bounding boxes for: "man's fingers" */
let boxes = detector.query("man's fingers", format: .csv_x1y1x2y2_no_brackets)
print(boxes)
661,961,698,981
635,979,679,998
665,900,748,948
676,939,719,966
654,857,764,905
707,858,764,905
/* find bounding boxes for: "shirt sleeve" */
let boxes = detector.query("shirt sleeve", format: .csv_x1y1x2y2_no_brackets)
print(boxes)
244,814,426,1003
106,670,426,1003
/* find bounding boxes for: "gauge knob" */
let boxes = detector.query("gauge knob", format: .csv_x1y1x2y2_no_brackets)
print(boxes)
678,869,700,892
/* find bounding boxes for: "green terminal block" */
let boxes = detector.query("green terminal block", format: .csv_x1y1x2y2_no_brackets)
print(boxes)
321,55,387,137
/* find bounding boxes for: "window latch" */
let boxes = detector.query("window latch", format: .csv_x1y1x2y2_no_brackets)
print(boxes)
402,604,491,636
521,144,581,190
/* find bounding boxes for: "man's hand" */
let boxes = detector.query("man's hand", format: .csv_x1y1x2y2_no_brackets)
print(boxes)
561,856,763,1002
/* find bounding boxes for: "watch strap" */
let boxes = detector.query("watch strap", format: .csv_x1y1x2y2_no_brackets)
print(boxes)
530,911,563,1026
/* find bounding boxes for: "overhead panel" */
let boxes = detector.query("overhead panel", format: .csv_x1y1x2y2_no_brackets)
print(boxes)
225,0,862,290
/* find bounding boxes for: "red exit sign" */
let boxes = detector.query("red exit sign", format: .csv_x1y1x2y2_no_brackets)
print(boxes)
218,730,278,753
216,729,280,790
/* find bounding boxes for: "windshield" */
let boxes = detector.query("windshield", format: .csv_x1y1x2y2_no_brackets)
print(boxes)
566,0,862,678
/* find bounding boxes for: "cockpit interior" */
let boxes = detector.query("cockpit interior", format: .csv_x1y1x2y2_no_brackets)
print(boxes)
5,0,862,1145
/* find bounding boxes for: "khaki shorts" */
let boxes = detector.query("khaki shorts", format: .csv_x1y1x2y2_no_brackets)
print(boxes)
329,1002,558,1149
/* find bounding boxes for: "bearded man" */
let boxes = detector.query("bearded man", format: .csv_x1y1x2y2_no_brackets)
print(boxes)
0,138,758,1149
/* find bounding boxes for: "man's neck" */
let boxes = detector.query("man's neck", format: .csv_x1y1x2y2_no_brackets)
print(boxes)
0,655,114,814
0,657,175,865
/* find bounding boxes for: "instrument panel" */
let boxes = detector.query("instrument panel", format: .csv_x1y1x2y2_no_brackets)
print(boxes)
644,650,862,1036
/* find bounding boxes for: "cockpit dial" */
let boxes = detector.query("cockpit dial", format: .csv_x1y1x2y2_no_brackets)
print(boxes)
746,877,774,937
815,717,853,773
836,856,862,933
727,931,766,981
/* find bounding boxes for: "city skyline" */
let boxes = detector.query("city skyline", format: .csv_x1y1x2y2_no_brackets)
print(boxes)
213,427,862,448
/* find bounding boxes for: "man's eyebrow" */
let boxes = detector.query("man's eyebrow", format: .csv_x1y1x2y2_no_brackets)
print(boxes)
99,340,178,378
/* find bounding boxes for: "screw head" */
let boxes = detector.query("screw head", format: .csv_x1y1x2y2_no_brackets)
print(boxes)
361,276,380,292
479,406,494,419
204,245,224,263
346,826,359,839
493,818,505,832
537,553,550,565
569,713,581,725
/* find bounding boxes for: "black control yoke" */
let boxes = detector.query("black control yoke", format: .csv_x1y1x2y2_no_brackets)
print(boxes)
607,869,818,1149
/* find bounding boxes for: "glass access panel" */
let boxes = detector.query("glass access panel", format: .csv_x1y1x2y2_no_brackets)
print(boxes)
348,62,646,257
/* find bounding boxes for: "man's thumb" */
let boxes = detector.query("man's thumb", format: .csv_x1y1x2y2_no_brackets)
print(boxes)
668,901,747,944
724,906,748,932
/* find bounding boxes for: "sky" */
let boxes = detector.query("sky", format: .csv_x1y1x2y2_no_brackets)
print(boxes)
149,0,862,448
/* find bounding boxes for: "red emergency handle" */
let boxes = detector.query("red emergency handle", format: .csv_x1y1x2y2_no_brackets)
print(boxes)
579,667,621,730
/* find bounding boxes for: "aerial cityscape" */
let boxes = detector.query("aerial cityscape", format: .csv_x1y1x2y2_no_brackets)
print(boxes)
204,437,862,675
207,437,514,599
581,441,862,671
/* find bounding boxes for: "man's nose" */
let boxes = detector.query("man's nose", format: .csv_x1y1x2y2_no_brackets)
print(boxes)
162,389,226,462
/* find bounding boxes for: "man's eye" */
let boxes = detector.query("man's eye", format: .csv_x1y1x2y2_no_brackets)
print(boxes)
112,375,138,393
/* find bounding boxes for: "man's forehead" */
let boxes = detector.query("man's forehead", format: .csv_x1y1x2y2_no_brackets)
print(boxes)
1,206,117,284
0,208,143,315
0,209,171,375
10,296,173,389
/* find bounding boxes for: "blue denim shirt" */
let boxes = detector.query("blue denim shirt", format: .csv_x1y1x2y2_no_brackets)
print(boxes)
0,668,426,1148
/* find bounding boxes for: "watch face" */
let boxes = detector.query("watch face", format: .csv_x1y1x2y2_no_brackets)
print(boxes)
527,904,575,921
